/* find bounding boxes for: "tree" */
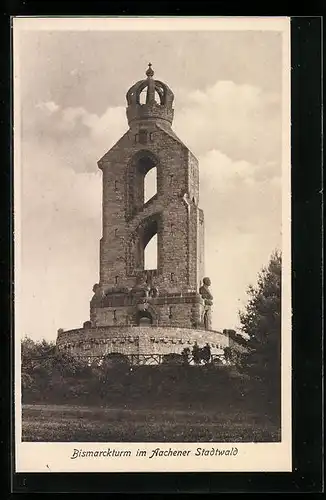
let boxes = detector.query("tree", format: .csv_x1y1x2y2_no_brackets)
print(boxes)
21,337,56,379
181,347,191,365
21,337,57,399
21,336,93,402
192,342,202,365
239,250,281,392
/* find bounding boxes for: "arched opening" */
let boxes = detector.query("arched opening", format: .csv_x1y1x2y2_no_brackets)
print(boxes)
128,153,159,215
139,87,162,105
137,310,153,326
139,88,147,104
132,216,159,272
142,218,158,271
144,167,157,203
144,233,157,270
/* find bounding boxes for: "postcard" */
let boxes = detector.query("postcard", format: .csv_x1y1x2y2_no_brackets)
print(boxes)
13,16,291,473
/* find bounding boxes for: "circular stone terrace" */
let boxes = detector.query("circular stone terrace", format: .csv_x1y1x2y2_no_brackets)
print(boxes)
56,326,230,365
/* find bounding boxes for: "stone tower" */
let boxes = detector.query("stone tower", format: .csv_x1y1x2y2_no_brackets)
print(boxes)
92,64,209,330
56,65,230,362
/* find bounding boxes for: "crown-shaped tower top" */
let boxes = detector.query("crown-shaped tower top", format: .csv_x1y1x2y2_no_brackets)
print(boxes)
126,63,174,126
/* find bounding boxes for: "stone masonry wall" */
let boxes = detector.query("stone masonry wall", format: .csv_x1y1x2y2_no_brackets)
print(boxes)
98,122,202,295
94,118,210,332
57,326,230,359
198,209,205,282
92,301,205,329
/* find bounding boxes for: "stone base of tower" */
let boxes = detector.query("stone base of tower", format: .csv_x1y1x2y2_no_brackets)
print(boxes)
56,325,230,365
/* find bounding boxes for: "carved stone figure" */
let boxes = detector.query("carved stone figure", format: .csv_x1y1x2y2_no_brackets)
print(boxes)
131,275,151,298
92,283,103,295
149,285,159,298
91,283,105,306
199,278,213,330
137,298,149,311
203,309,209,330
199,277,213,303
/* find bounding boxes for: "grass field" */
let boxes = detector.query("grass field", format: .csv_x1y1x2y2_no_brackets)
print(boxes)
22,404,280,442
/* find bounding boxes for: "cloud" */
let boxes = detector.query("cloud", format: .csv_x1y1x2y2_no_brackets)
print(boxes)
35,101,59,114
23,101,127,173
196,147,281,330
198,149,281,227
200,149,258,189
174,80,281,167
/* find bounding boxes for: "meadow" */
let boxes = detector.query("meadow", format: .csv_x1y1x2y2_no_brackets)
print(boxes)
21,362,281,443
22,403,280,442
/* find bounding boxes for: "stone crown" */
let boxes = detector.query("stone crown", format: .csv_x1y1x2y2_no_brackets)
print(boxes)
126,63,174,126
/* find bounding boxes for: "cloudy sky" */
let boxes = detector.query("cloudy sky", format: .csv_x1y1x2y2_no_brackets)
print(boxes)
15,19,288,341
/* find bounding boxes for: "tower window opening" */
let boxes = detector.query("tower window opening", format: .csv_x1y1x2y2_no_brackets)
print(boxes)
113,310,117,321
129,154,159,214
144,166,157,203
133,216,159,273
144,233,157,270
171,272,175,282
139,88,147,104
114,180,118,191
139,87,161,105
114,228,118,237
115,276,119,285
169,306,173,319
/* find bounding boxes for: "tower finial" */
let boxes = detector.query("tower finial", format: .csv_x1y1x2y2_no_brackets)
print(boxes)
126,63,174,125
146,62,154,78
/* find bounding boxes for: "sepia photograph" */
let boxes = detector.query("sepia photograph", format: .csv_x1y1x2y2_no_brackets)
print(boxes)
14,17,291,473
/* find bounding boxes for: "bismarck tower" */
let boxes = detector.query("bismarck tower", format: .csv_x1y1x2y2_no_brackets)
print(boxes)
56,65,230,362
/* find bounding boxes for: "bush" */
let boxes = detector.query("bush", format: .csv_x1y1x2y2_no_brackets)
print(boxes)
102,353,130,367
162,353,184,365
